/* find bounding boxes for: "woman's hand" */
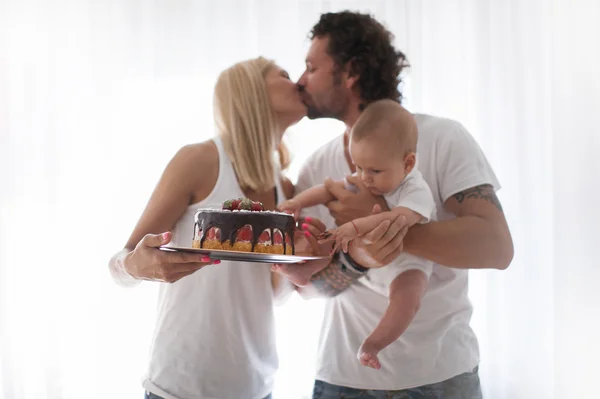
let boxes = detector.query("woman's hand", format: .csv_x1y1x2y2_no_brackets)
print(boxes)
124,231,218,283
293,216,329,256
271,216,332,286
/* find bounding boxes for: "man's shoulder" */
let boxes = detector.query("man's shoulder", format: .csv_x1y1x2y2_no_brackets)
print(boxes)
414,113,466,137
414,113,479,155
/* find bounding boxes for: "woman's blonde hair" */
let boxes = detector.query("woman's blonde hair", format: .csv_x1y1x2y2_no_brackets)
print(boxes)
213,56,291,192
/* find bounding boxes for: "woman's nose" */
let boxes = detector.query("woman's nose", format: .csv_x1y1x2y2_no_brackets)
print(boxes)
296,71,307,87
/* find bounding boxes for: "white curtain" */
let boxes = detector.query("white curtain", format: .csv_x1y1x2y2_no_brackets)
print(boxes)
1,1,598,398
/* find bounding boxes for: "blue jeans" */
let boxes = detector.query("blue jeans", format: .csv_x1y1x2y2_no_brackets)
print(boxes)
312,367,482,399
145,391,272,399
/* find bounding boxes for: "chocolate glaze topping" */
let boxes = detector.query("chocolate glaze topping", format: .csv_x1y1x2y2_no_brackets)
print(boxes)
194,209,296,254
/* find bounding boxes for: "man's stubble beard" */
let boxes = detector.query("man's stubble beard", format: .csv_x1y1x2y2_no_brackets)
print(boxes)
305,91,347,121
305,68,347,120
306,105,327,120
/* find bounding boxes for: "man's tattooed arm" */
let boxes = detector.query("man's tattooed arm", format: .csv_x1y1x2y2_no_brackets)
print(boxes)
299,253,367,298
453,184,503,212
402,183,513,270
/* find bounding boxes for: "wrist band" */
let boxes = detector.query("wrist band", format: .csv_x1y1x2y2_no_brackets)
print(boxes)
338,251,369,274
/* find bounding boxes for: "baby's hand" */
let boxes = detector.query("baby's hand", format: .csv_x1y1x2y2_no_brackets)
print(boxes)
332,221,360,253
278,199,302,219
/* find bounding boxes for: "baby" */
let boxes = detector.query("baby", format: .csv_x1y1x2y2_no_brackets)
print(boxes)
278,99,436,370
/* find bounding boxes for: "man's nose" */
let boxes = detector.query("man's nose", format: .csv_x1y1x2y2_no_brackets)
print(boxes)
297,71,307,87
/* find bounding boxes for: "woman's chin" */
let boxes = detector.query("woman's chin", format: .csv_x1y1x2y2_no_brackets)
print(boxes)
292,109,308,124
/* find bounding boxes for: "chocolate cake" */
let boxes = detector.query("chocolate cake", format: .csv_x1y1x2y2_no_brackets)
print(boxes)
192,198,295,255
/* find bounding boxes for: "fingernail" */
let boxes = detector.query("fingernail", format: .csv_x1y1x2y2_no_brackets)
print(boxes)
213,260,221,265
201,256,210,262
162,232,170,240
302,223,309,230
305,216,312,222
304,231,311,237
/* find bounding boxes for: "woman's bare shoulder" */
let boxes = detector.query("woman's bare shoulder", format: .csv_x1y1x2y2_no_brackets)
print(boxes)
174,140,218,168
177,140,220,203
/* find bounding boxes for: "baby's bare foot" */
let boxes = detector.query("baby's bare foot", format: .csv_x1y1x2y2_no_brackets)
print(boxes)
358,343,382,370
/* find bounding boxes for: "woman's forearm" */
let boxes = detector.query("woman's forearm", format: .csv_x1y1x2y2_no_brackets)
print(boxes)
108,248,141,287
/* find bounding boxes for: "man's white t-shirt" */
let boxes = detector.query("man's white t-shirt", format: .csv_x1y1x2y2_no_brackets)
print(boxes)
296,114,500,390
344,168,437,293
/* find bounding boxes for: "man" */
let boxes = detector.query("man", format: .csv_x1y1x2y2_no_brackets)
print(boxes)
287,11,513,399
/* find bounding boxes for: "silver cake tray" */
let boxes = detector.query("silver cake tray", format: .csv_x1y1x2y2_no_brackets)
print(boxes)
159,246,329,264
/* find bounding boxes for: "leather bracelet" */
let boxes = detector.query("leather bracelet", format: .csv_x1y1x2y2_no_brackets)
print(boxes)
339,251,369,274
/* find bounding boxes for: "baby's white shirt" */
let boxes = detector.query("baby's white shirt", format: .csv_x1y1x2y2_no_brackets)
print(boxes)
344,167,437,288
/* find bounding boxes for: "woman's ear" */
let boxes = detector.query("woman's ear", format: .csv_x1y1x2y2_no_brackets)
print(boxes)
404,152,416,174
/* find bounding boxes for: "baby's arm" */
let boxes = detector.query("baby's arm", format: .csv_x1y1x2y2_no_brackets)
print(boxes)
292,184,334,208
279,182,342,215
358,267,428,369
332,206,422,252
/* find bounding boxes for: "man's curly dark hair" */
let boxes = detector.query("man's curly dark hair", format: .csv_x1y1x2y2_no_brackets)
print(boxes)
310,11,409,106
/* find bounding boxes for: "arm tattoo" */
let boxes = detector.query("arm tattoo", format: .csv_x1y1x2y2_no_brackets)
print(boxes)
309,258,363,297
454,184,503,211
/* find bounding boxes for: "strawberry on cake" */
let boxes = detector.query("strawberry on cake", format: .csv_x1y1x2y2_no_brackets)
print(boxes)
192,198,295,255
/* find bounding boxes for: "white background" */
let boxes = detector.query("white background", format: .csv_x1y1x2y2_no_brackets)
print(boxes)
1,1,599,398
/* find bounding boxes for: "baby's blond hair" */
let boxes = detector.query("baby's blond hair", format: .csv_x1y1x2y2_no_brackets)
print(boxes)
351,99,417,157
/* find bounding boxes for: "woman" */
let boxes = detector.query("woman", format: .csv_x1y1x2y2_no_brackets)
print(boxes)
108,57,308,399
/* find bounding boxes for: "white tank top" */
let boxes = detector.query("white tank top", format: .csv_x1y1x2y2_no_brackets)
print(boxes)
142,137,286,399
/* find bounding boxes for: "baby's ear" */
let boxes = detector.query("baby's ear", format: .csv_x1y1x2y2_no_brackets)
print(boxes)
404,152,417,173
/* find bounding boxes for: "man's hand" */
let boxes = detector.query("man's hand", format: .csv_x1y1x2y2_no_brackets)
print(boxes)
325,175,388,226
347,205,410,267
